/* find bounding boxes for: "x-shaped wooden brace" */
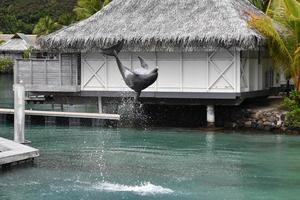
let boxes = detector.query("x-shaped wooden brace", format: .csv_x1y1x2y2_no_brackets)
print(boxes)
240,58,248,88
83,59,105,88
208,50,234,90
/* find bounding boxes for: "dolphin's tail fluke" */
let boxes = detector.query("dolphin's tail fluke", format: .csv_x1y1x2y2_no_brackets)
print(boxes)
101,40,124,56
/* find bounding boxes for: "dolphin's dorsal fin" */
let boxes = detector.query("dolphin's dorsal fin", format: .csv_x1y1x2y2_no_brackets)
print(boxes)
138,56,149,69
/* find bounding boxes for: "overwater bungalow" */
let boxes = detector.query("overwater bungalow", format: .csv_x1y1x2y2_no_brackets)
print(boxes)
14,0,286,125
0,34,14,44
0,33,38,60
0,33,56,60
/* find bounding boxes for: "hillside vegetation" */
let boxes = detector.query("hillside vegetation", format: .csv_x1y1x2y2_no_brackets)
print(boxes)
0,0,77,33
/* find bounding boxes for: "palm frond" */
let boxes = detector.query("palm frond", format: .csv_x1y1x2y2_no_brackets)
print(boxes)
249,13,293,67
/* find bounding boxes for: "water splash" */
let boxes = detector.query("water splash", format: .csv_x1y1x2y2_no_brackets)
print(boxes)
117,92,150,127
93,182,174,196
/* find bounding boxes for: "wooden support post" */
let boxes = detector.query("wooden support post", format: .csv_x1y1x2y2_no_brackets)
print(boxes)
25,115,32,124
69,118,80,126
0,114,6,123
98,97,103,114
92,119,105,127
45,116,56,126
207,105,215,127
14,84,25,144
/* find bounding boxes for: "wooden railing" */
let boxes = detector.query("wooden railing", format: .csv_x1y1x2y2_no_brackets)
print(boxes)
14,54,80,92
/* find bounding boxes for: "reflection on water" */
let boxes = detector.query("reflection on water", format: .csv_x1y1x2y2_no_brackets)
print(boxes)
1,125,300,200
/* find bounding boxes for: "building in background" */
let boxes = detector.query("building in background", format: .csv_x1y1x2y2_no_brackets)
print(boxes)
13,0,287,125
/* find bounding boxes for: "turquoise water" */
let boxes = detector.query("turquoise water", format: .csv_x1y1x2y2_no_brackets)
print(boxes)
1,125,300,200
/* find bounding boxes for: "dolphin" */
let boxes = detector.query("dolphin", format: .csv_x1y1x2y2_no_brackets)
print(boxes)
101,42,158,101
100,41,124,56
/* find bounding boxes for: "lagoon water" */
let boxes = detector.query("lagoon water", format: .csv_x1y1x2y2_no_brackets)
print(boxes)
1,124,300,200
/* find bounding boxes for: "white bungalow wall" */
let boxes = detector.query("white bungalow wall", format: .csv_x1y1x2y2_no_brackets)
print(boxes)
81,48,241,93
242,50,281,92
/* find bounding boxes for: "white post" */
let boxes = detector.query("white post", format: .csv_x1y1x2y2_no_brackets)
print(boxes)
98,97,103,113
207,105,215,127
14,84,25,143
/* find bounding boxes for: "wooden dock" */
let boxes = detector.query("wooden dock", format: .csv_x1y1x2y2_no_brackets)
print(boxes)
0,108,120,121
0,137,39,166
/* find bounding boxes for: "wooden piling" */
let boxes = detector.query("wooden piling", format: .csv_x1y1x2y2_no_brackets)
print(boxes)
98,97,103,113
14,84,25,144
45,116,56,125
207,105,215,127
69,118,81,126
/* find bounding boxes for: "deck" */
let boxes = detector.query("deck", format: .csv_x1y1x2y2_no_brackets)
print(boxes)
0,108,120,121
0,137,39,166
15,54,80,92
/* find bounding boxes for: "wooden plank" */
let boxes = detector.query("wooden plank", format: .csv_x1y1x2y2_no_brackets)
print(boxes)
0,108,120,120
236,50,241,93
30,60,33,84
206,51,209,92
59,53,62,86
70,54,73,85
155,51,158,91
105,55,108,88
0,137,39,165
24,85,80,92
180,50,183,91
45,60,47,85
14,60,18,84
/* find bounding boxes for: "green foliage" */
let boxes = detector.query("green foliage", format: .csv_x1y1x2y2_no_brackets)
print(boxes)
57,13,76,26
0,57,13,74
0,0,77,34
283,90,300,127
251,0,270,11
0,15,33,34
0,40,5,45
23,47,33,60
284,90,300,110
249,0,300,91
285,108,300,127
74,0,110,20
33,16,60,36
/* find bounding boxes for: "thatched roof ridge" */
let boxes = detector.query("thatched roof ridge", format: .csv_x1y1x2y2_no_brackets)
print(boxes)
39,0,265,51
0,33,39,52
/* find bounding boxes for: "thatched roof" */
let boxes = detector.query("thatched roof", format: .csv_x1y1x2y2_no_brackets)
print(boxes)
0,33,39,52
39,0,265,51
0,34,14,43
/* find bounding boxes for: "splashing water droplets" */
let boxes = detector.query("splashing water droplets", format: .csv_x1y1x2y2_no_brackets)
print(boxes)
117,92,149,127
93,182,174,196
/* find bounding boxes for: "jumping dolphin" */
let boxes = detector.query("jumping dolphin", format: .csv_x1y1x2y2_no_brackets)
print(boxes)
100,41,124,56
101,42,158,101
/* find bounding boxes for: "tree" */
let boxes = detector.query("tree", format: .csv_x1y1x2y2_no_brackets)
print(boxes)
33,16,60,36
249,0,300,91
0,15,33,34
57,13,76,26
251,0,270,11
73,0,110,20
